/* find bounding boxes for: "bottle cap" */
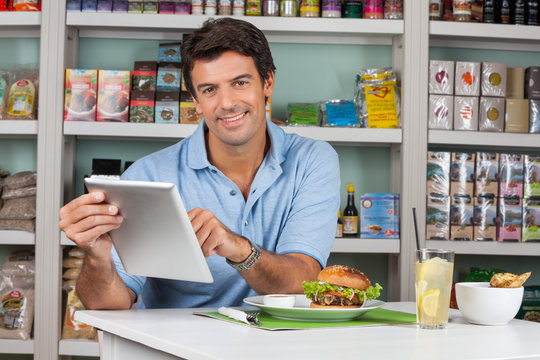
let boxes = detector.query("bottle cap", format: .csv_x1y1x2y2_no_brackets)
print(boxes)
346,182,355,193
338,208,341,217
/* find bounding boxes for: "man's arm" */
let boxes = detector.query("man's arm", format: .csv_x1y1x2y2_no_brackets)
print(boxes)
59,192,135,309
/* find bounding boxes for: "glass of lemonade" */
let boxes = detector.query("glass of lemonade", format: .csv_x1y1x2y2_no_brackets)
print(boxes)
415,249,455,329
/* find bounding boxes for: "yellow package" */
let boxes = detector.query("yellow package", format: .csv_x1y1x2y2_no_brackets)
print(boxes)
364,84,399,128
6,79,36,119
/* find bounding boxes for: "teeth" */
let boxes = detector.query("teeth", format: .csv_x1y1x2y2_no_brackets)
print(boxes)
221,112,245,122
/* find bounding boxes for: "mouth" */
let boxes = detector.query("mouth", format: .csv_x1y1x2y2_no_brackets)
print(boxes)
218,111,248,126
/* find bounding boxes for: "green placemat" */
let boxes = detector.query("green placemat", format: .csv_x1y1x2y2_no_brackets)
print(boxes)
194,308,416,331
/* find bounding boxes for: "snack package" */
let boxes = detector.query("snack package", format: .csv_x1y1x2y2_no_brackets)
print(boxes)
530,100,540,133
523,197,540,242
82,0,98,11
426,151,451,197
1,66,39,121
0,197,36,220
525,66,540,100
62,289,98,340
506,67,525,99
174,1,190,13
0,274,34,340
155,92,179,124
524,155,540,198
66,0,82,10
158,43,181,63
142,0,158,13
129,90,155,123
158,0,175,13
479,97,504,132
428,95,453,130
1,249,35,276
97,0,113,11
179,92,201,125
64,69,98,122
505,98,529,133
132,61,157,91
113,0,128,11
320,99,360,127
517,286,540,322
3,171,36,189
481,62,507,97
426,194,450,240
429,60,454,95
455,61,480,96
355,68,400,128
0,71,8,119
473,196,497,241
498,196,522,242
450,195,474,241
450,152,475,198
453,96,479,131
156,62,181,92
286,103,319,126
475,152,498,198
8,0,41,10
96,70,131,122
128,0,143,12
0,219,35,232
360,193,399,239
499,154,524,198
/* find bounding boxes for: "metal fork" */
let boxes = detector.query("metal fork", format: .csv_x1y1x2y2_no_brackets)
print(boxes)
246,311,261,326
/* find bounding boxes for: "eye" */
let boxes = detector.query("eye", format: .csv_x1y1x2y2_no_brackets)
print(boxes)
235,80,248,87
202,87,215,95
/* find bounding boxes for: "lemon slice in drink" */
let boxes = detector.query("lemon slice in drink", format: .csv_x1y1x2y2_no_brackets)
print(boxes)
419,259,430,280
420,289,440,318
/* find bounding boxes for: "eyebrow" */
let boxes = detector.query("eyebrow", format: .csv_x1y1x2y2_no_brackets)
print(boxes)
196,73,254,93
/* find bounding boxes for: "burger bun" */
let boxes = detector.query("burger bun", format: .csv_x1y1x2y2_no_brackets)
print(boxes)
318,265,371,290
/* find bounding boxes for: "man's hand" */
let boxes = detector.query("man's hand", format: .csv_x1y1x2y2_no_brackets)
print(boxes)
188,207,252,262
59,192,124,260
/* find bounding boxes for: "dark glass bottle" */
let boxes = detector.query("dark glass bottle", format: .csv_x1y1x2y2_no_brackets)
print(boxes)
484,0,496,22
515,0,526,23
499,0,513,23
527,0,539,24
342,183,359,237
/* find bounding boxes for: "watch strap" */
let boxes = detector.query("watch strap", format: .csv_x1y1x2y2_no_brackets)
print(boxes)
226,239,261,271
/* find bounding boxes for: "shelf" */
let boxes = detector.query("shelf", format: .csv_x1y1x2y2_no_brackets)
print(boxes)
428,130,540,150
0,230,35,245
426,240,540,256
61,231,76,246
64,121,402,144
66,13,403,44
0,339,34,354
331,238,400,253
0,12,41,38
0,120,39,137
429,21,540,52
59,339,100,357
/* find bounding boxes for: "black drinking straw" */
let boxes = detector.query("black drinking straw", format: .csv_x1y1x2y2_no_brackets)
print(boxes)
412,207,421,251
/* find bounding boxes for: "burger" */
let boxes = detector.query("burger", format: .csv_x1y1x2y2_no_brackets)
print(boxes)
302,265,382,308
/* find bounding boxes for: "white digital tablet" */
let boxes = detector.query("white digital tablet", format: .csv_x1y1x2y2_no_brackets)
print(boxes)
84,177,214,283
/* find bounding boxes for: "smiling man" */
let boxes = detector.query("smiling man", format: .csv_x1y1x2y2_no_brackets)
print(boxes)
59,18,340,310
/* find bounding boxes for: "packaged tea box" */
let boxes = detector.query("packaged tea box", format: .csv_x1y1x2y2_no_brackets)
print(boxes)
81,0,97,11
429,60,454,95
426,151,451,197
500,154,524,198
97,0,113,11
128,0,143,12
129,91,155,123
96,70,131,122
523,197,540,242
426,194,450,241
475,152,498,198
157,62,181,92
142,0,158,12
524,155,540,198
360,193,399,239
498,196,522,242
155,92,179,124
179,92,201,125
113,0,128,11
481,62,507,97
450,152,475,198
450,195,474,241
158,43,181,63
132,61,157,91
66,0,82,10
473,196,497,241
64,69,98,122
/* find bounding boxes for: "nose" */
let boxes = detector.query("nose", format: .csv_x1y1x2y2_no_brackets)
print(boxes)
218,87,236,111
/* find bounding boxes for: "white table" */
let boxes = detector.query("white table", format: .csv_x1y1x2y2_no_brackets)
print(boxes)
75,302,540,360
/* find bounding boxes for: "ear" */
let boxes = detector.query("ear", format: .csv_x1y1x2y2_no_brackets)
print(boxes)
263,72,274,98
192,95,203,115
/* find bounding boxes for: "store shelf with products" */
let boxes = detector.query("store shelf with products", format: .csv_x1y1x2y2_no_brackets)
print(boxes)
426,240,540,257
0,12,41,37
0,120,39,137
0,230,35,245
428,130,540,150
63,121,402,144
0,339,34,354
58,338,100,357
332,237,400,253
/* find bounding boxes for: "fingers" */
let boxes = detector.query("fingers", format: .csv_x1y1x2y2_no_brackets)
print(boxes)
188,208,226,257
63,215,123,248
61,192,106,215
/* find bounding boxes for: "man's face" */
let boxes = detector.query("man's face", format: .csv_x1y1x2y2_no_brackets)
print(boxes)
191,51,274,148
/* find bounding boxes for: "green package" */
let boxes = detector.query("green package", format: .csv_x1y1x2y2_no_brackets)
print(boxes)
287,103,320,126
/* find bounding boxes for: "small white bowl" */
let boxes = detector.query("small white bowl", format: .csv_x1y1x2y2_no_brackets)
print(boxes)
262,294,296,308
455,282,524,326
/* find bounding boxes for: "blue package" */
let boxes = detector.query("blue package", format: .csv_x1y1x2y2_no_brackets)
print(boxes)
113,0,128,11
360,193,399,239
97,0,113,11
158,43,182,63
156,63,181,92
321,99,360,127
67,0,82,11
81,0,98,11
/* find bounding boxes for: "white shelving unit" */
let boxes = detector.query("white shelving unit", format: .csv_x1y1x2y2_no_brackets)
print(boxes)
0,12,41,38
0,230,35,245
429,130,540,149
332,238,400,253
426,240,540,256
0,120,39,137
58,339,100,357
0,339,34,354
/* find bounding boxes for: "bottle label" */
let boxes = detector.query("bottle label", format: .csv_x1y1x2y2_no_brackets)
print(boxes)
336,224,343,237
453,0,471,15
343,216,358,234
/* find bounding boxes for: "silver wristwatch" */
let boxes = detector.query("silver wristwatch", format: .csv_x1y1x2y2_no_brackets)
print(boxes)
226,239,262,271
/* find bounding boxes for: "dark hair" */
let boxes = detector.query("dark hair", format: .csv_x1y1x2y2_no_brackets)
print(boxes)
180,18,276,99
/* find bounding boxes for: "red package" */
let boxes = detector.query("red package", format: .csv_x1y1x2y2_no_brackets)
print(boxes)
0,0,8,10
8,0,41,11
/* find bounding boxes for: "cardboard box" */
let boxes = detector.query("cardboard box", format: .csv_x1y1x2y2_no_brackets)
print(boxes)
429,60,454,95
526,66,540,100
155,92,179,124
128,0,143,12
132,61,157,92
499,153,524,198
427,151,451,197
475,152,499,198
179,92,202,125
516,286,540,322
113,0,128,11
524,155,540,198
129,90,155,123
523,197,540,242
96,70,131,122
481,62,507,97
429,95,453,130
426,195,450,240
505,98,530,133
450,152,475,198
506,67,525,99
97,0,113,11
64,69,98,122
158,42,181,63
473,196,497,241
498,196,522,242
66,0,82,11
157,62,181,92
454,96,479,131
455,61,481,96
142,0,158,12
360,193,399,239
450,195,474,241
531,99,540,133
82,0,97,11
479,96,504,132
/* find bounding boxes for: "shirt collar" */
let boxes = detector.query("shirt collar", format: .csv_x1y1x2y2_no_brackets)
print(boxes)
186,119,286,170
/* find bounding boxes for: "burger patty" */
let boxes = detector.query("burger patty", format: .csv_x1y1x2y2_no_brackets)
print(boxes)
315,294,362,307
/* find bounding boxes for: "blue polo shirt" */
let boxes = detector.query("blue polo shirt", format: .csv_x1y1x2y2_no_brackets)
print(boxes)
114,119,340,308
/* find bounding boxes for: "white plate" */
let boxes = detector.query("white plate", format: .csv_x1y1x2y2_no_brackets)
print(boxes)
243,295,385,322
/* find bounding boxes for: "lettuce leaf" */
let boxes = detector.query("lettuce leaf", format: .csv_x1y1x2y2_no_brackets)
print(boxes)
302,281,382,302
